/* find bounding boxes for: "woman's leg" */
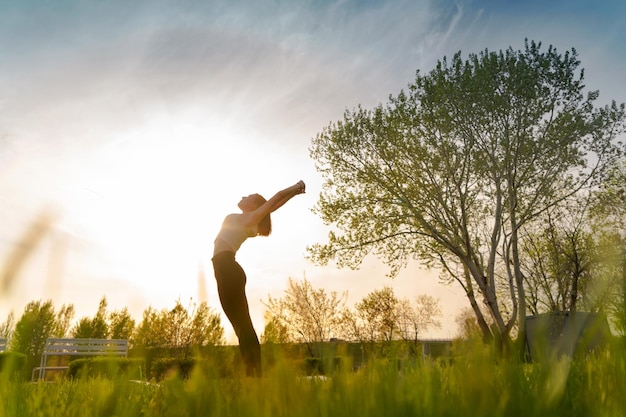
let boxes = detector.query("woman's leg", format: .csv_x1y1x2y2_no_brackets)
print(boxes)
213,255,261,377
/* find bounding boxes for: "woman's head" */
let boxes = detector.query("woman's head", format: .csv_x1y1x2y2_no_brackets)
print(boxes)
238,193,272,236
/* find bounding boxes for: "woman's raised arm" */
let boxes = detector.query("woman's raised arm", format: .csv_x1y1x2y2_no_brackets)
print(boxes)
240,181,305,226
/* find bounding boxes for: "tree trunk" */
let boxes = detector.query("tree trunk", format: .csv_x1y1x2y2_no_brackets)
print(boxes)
465,289,493,342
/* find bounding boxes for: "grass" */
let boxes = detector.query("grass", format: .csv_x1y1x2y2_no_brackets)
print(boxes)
1,344,626,417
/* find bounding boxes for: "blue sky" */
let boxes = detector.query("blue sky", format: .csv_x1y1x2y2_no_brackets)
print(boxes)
1,0,625,340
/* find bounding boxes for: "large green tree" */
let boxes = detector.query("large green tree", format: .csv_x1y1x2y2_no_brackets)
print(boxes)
308,40,625,349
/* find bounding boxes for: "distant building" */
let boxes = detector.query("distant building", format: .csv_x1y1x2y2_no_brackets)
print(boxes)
524,311,612,361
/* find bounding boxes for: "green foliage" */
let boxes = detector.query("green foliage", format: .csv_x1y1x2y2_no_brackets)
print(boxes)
70,297,137,340
354,287,399,342
54,304,75,338
591,158,626,333
109,308,136,340
71,296,110,339
71,317,97,339
592,158,626,234
67,357,144,380
1,347,626,416
521,203,598,314
150,357,195,380
0,312,15,340
261,316,290,344
308,39,626,346
0,352,26,377
132,299,224,360
300,356,344,376
339,288,442,352
10,300,57,358
263,277,347,355
139,345,241,380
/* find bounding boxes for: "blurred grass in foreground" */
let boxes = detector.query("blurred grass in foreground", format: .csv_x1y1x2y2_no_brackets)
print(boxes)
1,343,625,417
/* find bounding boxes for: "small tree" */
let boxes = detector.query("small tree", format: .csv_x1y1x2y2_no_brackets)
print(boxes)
132,299,224,360
0,311,15,341
133,307,160,350
109,307,136,341
396,294,442,352
263,277,347,356
54,304,75,338
71,296,109,339
261,315,290,344
10,300,58,374
455,307,485,340
354,287,399,342
187,301,224,348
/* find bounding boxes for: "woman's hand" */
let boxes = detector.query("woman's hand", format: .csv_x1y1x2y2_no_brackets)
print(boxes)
295,180,306,194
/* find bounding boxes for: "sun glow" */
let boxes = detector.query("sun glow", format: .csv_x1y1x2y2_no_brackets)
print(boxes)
53,113,286,301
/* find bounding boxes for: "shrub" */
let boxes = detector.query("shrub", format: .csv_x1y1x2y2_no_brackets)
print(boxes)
301,356,344,375
0,352,27,378
151,357,195,380
68,357,144,379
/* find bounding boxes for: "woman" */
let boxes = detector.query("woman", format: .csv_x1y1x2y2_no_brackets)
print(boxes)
212,180,305,377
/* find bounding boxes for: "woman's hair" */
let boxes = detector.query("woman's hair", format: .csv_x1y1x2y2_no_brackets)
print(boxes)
250,194,272,236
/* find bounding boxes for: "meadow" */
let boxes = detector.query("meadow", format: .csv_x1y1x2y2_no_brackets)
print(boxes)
1,342,625,417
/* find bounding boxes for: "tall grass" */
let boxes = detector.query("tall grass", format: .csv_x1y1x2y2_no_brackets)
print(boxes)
1,344,625,417
1,214,624,416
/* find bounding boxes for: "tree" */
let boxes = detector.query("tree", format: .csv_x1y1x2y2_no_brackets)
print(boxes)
109,307,136,340
132,299,224,359
263,277,347,356
308,40,625,351
71,296,109,339
396,294,442,344
10,300,58,366
520,202,597,314
261,315,290,344
590,158,626,333
54,304,75,338
133,307,160,350
0,311,15,341
346,289,442,354
354,287,399,342
455,308,484,340
186,301,224,348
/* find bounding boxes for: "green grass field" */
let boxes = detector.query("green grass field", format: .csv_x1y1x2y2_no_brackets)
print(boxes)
1,343,625,417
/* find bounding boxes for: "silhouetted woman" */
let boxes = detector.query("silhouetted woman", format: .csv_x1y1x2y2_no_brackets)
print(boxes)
212,180,305,377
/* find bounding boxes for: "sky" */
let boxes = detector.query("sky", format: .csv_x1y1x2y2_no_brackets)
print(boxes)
1,0,625,342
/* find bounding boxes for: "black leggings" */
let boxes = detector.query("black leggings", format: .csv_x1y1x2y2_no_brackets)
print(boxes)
212,251,261,377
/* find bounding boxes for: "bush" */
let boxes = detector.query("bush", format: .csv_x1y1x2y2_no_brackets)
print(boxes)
301,356,343,375
0,352,27,377
150,357,195,380
68,357,144,379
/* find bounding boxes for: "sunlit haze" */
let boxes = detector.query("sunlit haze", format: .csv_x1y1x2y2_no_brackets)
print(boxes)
1,0,625,343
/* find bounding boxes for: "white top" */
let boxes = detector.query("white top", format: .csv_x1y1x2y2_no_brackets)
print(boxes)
213,213,258,256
